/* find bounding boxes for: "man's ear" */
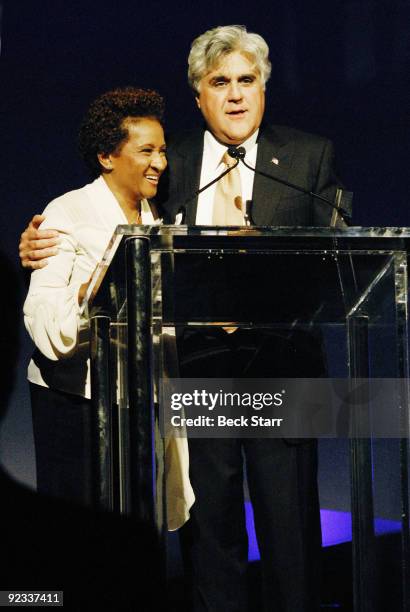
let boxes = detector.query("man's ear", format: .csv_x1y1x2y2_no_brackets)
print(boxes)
97,152,113,171
195,96,201,110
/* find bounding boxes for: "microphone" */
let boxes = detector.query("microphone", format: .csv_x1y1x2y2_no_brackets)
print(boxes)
177,156,240,223
183,157,240,205
244,200,253,226
227,147,352,225
227,146,246,160
175,206,186,225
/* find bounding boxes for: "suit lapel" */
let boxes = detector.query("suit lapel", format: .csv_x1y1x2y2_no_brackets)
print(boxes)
252,125,296,225
171,126,298,226
173,131,204,225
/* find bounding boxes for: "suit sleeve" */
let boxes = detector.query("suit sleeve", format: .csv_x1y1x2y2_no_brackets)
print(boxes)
23,203,84,361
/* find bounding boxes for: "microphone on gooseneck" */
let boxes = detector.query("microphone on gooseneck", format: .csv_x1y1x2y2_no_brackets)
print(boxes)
181,157,240,215
227,146,353,225
175,156,240,224
174,206,186,225
174,152,243,224
227,146,246,161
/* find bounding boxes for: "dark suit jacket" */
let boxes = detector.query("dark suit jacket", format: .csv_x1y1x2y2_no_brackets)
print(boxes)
158,124,337,444
159,123,341,226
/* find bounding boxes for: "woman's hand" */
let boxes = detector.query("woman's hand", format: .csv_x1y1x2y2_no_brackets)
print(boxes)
19,215,60,270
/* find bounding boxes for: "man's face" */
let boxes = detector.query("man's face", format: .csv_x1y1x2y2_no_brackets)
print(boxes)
196,51,265,145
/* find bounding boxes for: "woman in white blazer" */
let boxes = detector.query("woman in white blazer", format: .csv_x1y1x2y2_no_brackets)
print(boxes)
24,87,194,528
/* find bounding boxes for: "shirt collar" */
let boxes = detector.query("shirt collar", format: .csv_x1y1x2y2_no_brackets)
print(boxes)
204,128,259,170
93,176,158,224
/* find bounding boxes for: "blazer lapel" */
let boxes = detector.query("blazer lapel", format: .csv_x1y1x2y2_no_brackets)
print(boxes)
252,125,296,225
171,126,298,226
174,130,204,225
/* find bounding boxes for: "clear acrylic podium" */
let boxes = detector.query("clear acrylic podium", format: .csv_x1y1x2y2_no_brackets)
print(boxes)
84,226,410,612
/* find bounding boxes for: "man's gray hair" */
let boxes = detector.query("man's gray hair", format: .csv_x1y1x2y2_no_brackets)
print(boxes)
188,25,271,93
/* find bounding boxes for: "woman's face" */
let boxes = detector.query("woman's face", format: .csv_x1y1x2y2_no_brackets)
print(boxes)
108,118,167,202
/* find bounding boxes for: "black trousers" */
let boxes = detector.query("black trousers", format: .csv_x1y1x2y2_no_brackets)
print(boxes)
30,383,93,506
178,328,324,612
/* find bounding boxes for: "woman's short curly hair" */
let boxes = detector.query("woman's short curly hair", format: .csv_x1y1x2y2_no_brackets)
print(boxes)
78,87,165,178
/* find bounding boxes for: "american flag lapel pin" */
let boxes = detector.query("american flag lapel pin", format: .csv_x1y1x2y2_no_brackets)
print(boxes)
271,156,279,165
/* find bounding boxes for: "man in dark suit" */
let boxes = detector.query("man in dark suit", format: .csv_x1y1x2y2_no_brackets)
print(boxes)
163,123,338,226
19,25,342,612
158,25,341,612
160,25,339,229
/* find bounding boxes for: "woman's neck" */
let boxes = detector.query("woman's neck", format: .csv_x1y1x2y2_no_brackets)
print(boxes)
102,174,141,224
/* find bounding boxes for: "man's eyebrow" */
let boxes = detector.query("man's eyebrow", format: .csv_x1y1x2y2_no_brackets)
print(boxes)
209,75,229,83
208,72,257,84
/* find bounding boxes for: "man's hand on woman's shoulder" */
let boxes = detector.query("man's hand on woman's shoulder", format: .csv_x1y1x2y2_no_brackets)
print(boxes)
19,214,60,270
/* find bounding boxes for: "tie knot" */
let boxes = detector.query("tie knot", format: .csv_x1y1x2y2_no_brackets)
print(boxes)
222,150,234,167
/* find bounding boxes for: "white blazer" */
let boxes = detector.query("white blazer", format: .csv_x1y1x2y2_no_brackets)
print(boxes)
24,176,194,530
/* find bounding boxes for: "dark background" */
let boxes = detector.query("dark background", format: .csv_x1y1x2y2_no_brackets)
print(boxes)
0,0,409,514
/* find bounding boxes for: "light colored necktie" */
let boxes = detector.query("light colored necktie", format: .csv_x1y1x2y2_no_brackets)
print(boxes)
212,151,245,226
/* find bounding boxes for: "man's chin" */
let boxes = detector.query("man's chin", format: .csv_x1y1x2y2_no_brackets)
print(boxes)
221,126,256,145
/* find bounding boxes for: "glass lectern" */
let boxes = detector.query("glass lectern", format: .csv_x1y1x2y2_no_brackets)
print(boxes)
83,226,410,612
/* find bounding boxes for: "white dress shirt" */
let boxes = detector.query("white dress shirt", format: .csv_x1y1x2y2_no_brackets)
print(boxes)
195,129,259,225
